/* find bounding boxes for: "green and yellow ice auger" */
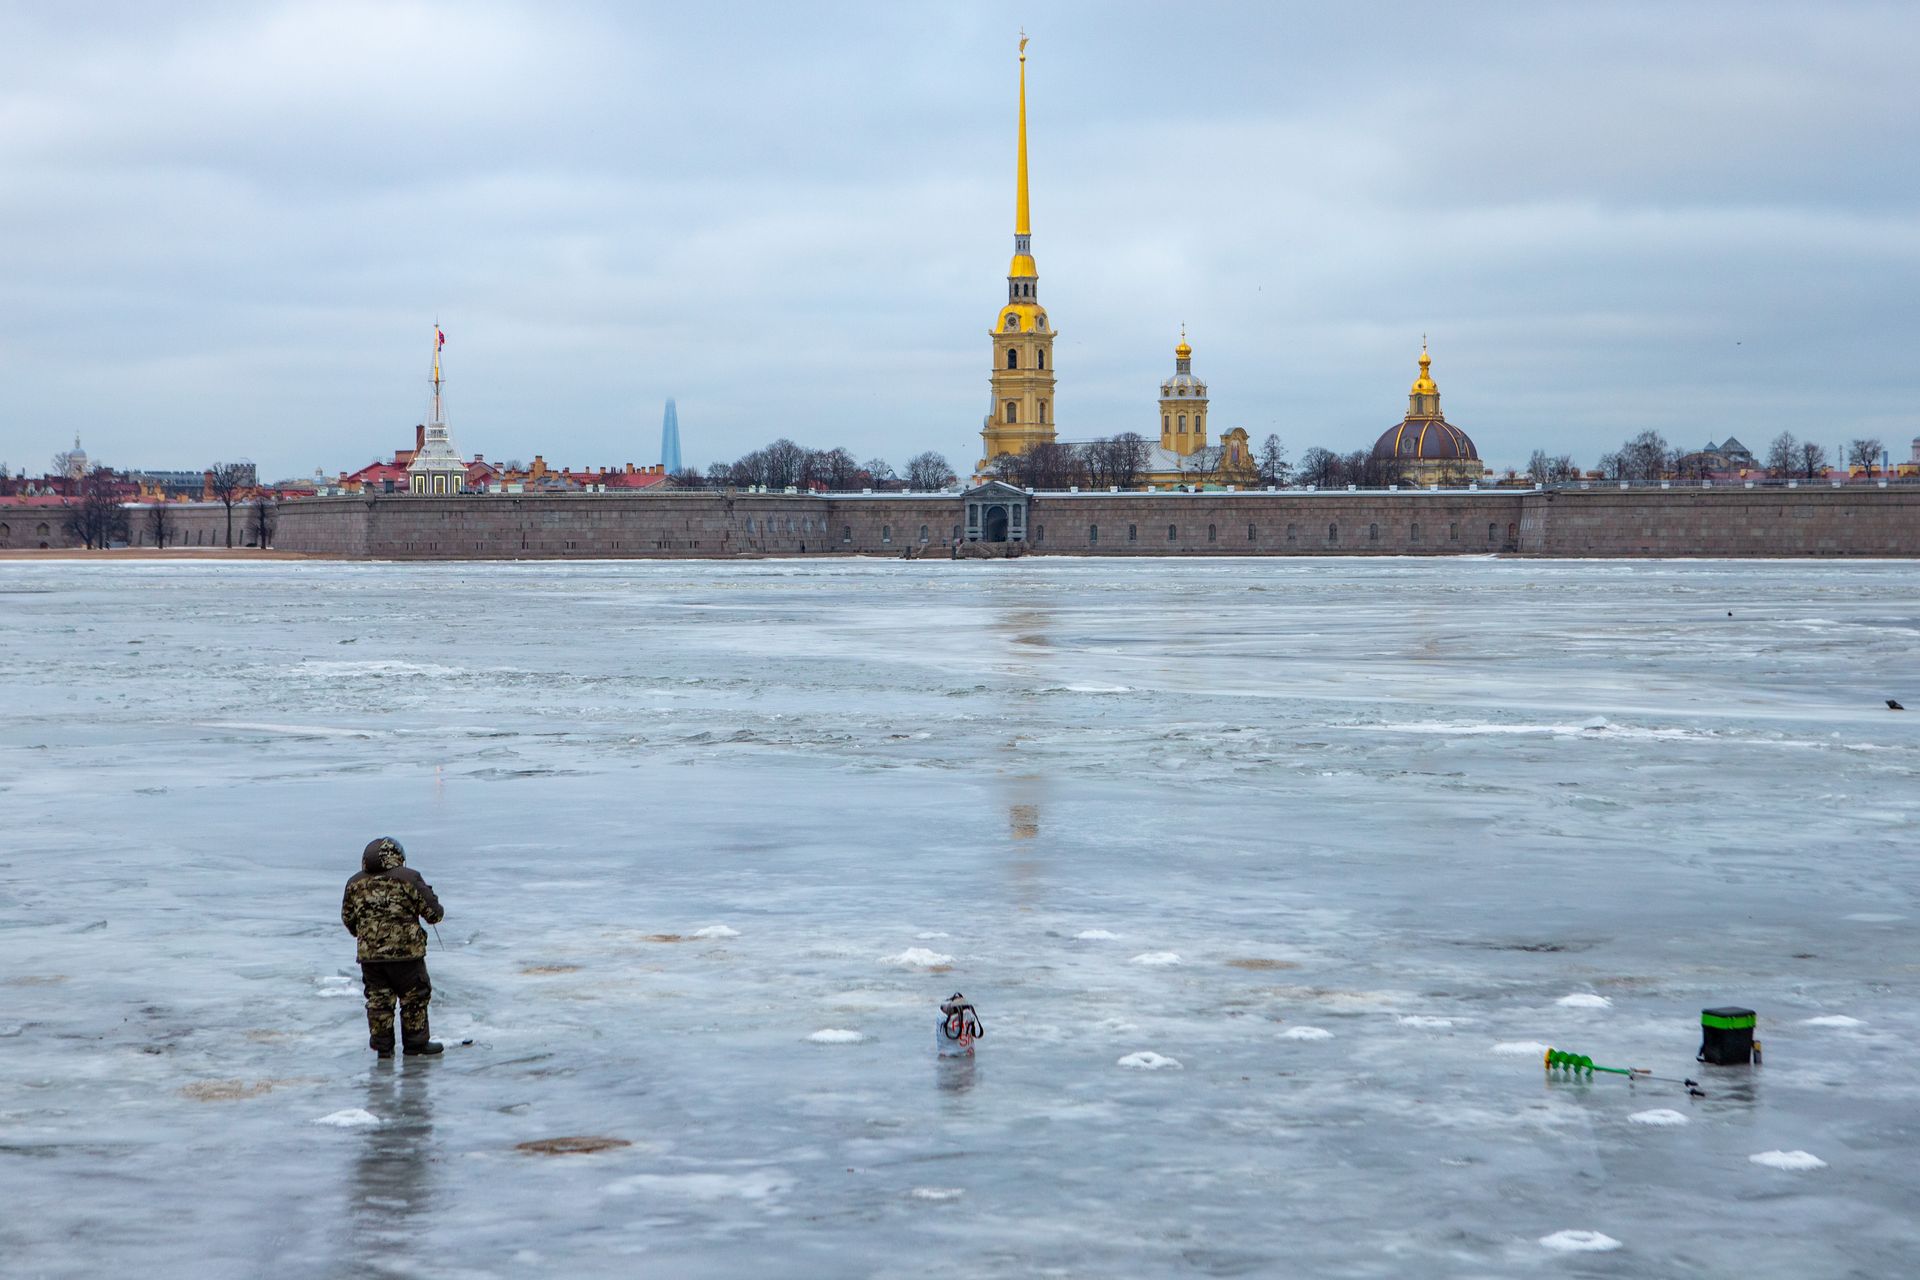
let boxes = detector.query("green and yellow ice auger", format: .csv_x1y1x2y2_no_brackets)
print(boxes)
1544,1047,1706,1095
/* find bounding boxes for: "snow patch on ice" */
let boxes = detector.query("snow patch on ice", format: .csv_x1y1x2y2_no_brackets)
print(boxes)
607,1169,794,1200
914,931,950,940
1844,912,1904,922
1750,1150,1827,1171
312,1109,381,1128
1280,1026,1333,1041
691,925,739,939
1492,1041,1551,1056
883,947,953,968
1539,1230,1621,1253
806,1029,866,1044
1117,1051,1182,1070
1129,951,1181,966
1628,1109,1689,1126
1556,993,1613,1009
1801,1015,1864,1028
909,1187,965,1202
1075,929,1119,941
1398,1016,1454,1029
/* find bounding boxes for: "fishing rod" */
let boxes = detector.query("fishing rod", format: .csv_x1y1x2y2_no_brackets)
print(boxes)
1545,1047,1706,1096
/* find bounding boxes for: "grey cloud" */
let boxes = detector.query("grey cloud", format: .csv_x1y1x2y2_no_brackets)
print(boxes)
0,0,1915,480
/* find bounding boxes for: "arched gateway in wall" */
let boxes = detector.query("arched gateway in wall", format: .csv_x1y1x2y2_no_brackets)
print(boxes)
964,481,1028,543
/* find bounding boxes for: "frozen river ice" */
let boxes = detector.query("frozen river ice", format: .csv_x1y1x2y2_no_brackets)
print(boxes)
2,557,1917,1278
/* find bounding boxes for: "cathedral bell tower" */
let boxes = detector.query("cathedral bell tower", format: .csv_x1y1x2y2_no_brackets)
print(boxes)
1158,327,1208,456
978,35,1057,473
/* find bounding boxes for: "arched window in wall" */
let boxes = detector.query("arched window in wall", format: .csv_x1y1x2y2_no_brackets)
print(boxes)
1410,522,1421,542
1167,524,1177,541
1488,523,1498,543
1036,350,1045,370
1328,523,1339,543
1038,401,1047,424
1007,348,1019,369
1286,523,1297,543
1178,415,1187,432
1088,524,1098,543
1005,402,1018,425
1207,523,1217,542
1162,415,1170,435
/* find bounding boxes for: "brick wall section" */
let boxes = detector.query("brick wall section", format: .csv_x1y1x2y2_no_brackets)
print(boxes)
1022,492,1524,554
1520,486,1920,556
7,487,1915,558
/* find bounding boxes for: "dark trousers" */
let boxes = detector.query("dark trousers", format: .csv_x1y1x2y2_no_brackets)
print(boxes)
361,958,432,1050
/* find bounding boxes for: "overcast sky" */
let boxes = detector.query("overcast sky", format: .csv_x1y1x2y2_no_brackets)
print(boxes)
2,1,1915,480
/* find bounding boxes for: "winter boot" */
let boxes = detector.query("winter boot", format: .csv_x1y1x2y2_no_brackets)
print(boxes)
403,1040,444,1057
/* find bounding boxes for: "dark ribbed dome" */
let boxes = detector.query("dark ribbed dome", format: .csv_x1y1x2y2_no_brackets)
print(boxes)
1372,417,1478,462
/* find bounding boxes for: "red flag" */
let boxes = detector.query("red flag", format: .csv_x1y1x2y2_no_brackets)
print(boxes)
436,327,446,349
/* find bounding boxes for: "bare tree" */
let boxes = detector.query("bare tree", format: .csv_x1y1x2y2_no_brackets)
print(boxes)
1847,437,1885,476
1797,440,1829,479
61,468,128,549
811,447,862,491
1109,433,1150,488
1600,431,1671,483
705,460,735,488
52,447,84,481
862,457,898,490
985,452,1023,485
1020,441,1081,490
905,451,957,490
207,461,250,547
1296,446,1340,487
145,503,173,548
1257,434,1289,486
1178,445,1225,486
667,467,706,489
248,498,277,549
1765,431,1798,479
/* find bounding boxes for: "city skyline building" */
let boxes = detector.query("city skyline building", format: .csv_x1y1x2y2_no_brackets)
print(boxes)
660,398,682,474
406,325,467,495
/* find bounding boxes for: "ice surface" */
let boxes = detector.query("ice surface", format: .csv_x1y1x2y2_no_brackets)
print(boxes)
1280,1026,1333,1041
806,1029,867,1044
2,557,1918,1277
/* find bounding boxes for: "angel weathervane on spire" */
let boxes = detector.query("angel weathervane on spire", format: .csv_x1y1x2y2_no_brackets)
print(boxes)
1020,30,1028,58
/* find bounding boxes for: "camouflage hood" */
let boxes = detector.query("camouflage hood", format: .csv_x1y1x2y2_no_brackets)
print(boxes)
362,837,406,874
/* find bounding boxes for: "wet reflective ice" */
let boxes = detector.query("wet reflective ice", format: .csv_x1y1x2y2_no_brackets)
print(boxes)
2,558,1916,1277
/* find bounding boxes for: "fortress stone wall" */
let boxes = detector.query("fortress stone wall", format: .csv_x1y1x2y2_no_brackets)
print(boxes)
4,486,1914,558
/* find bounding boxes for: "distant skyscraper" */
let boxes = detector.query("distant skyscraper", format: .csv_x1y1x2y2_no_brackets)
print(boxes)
659,398,682,474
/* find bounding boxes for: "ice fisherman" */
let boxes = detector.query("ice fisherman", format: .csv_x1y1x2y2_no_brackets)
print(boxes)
341,836,445,1058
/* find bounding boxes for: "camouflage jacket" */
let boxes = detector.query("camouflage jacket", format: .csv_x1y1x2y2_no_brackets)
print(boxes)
341,843,444,962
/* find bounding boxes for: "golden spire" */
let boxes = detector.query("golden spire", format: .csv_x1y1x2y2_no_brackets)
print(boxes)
1015,33,1031,238
1175,323,1191,360
1410,338,1437,396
